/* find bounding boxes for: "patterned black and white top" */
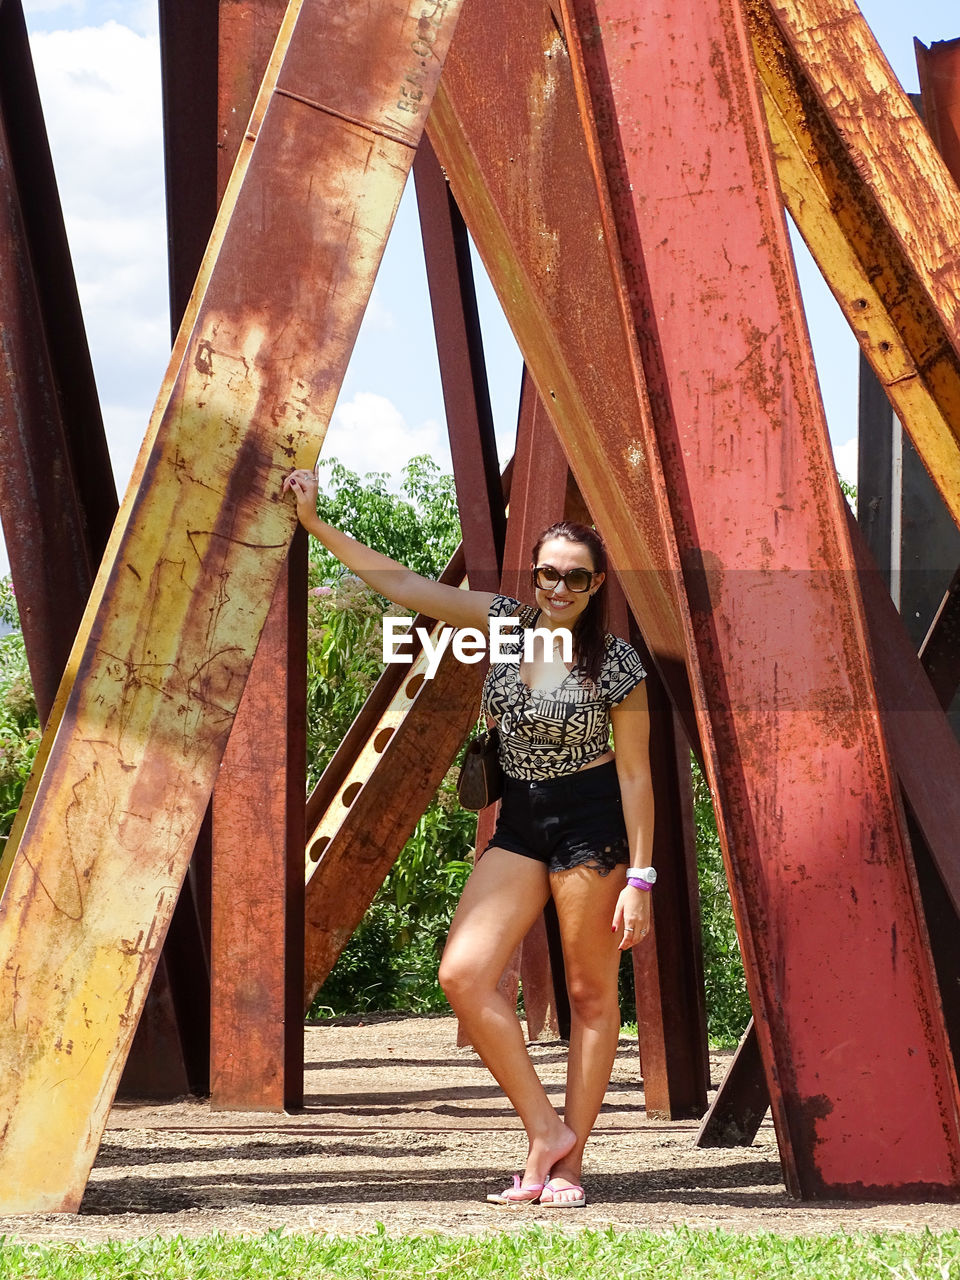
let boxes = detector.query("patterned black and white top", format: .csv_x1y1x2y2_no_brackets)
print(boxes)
481,594,647,781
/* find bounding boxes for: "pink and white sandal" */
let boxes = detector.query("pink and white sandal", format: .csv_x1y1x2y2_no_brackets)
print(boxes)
486,1174,546,1205
539,1177,587,1208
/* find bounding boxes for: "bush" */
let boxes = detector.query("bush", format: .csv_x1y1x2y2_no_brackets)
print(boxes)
693,759,752,1046
0,579,40,849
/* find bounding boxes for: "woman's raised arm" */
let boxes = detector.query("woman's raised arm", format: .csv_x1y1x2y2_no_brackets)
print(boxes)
284,467,497,632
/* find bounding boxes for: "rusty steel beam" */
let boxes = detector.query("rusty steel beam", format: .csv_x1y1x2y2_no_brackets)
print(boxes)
159,0,220,337
217,0,291,196
0,0,465,1213
630,635,708,1121
207,0,308,1114
303,543,466,838
304,628,482,1006
698,1020,769,1148
917,38,960,207
920,568,960,711
210,534,306,1110
501,373,571,1043
604,574,708,1115
302,393,509,1008
602,574,709,1111
0,0,117,722
748,0,960,530
414,133,505,593
558,0,960,1197
426,4,696,751
915,37,960,713
703,498,960,1144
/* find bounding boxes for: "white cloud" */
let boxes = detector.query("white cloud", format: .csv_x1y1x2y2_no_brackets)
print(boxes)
27,19,169,512
322,392,451,483
832,436,858,490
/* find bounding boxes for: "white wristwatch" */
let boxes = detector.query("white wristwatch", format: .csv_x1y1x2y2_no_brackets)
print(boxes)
626,866,657,886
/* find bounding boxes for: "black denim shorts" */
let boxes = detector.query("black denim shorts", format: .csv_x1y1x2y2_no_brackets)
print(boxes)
484,759,630,876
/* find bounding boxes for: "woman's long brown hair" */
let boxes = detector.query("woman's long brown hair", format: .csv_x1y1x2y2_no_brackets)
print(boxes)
531,522,608,684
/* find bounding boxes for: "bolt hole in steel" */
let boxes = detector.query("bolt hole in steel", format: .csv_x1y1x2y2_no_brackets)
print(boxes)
855,297,868,309
308,836,330,864
879,341,891,352
342,781,362,807
373,727,395,752
405,673,425,698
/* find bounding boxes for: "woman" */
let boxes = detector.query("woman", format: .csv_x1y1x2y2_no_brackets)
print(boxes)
284,468,654,1209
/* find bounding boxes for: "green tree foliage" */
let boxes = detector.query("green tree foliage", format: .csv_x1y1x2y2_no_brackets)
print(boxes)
693,759,752,1046
0,580,40,846
306,457,473,1015
309,455,460,588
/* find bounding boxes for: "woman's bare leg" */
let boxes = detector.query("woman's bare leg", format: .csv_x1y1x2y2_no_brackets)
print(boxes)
439,848,576,1191
545,865,625,1202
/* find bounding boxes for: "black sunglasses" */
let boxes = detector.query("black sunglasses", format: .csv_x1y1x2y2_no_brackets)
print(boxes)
532,565,595,593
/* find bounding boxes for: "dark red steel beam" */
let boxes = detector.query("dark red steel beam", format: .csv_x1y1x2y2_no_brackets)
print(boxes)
159,0,220,337
125,0,226,1105
920,568,960,710
704,24,960,1151
414,134,505,593
916,38,960,200
0,0,117,722
601,572,708,1116
629,631,708,1120
556,0,960,1198
501,374,572,1043
915,38,960,712
211,534,306,1110
703,501,960,1143
217,0,290,196
304,648,484,1006
207,0,307,1111
698,1020,769,1147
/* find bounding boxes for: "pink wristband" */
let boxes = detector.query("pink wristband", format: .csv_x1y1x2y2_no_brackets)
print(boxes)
626,873,654,892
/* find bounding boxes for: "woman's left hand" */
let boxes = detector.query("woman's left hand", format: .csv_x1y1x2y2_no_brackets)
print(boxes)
612,885,651,951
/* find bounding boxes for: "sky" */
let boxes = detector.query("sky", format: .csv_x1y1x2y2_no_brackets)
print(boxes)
16,0,960,560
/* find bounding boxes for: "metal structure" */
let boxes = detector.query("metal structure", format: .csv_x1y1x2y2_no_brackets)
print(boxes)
0,0,959,1211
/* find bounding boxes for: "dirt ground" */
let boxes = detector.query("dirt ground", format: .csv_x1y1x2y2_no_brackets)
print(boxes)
2,1015,958,1243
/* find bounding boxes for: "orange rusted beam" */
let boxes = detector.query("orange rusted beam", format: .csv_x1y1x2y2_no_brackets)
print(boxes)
210,535,306,1111
0,0,464,1213
207,0,306,1115
750,0,960,526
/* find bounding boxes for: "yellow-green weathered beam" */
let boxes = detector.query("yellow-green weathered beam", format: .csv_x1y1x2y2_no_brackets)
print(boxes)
0,0,464,1213
750,0,960,525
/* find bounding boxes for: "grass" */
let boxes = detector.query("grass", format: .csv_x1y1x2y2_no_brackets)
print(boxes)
0,1226,957,1279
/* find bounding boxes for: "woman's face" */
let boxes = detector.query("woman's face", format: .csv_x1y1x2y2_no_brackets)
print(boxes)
531,536,603,630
